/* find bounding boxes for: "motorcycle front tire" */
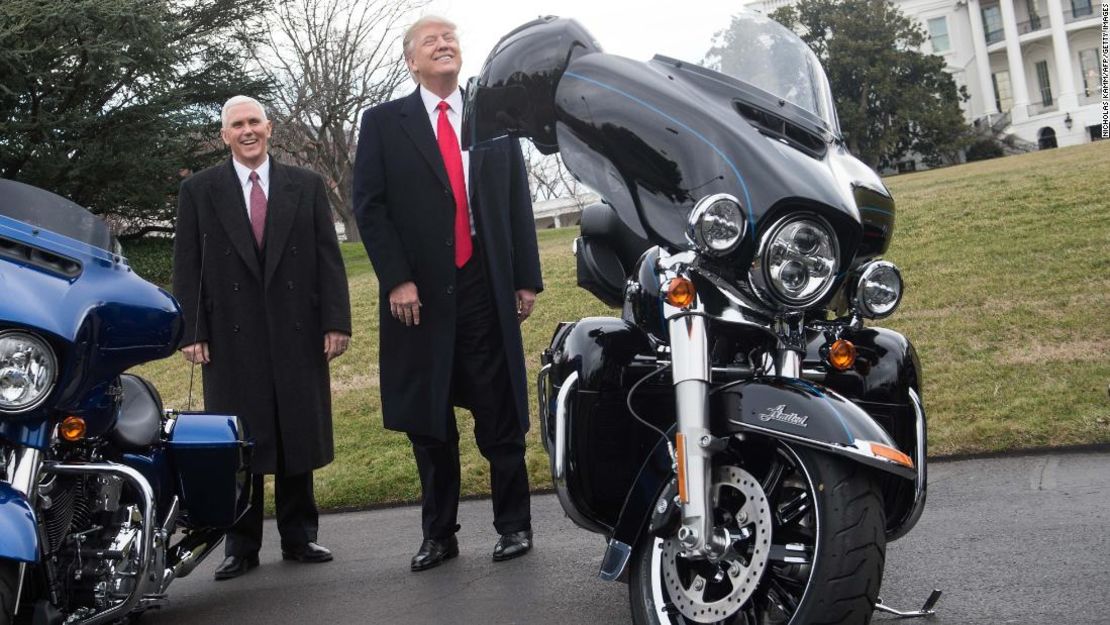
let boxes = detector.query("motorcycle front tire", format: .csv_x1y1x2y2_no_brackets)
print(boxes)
629,444,887,625
0,560,18,625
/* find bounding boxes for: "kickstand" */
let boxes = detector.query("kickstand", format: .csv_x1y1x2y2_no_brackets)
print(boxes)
874,589,942,618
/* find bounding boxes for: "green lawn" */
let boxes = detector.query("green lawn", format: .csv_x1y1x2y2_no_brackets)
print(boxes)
131,141,1110,510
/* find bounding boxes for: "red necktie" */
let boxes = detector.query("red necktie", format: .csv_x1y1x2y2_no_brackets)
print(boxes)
436,101,472,268
248,170,267,247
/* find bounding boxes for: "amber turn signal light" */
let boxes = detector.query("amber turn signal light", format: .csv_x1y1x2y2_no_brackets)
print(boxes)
870,442,914,469
59,416,87,442
827,339,857,371
664,277,696,309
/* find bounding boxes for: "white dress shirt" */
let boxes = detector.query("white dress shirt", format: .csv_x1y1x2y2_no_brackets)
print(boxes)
419,86,475,235
232,156,270,226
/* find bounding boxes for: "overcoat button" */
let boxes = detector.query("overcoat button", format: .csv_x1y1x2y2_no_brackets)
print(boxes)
224,248,231,256
446,286,454,295
445,238,453,247
291,246,298,256
295,322,302,331
443,188,450,196
288,281,295,290
232,282,239,291
232,325,240,333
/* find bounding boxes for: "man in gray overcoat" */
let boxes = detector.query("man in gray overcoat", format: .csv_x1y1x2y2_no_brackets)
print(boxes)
173,95,352,580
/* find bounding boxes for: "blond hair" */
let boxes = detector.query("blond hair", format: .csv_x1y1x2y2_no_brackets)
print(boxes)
402,15,458,60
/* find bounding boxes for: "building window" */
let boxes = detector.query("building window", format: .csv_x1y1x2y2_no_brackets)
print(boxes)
927,17,950,53
1079,49,1102,96
1035,60,1052,106
1070,0,1092,18
982,5,1004,44
992,71,1013,112
1037,127,1057,149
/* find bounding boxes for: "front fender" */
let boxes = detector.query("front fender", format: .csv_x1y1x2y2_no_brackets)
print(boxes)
0,482,39,562
713,377,916,480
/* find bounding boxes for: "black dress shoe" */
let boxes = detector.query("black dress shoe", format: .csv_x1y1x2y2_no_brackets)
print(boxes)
213,554,259,580
492,530,532,562
281,541,334,563
410,535,459,572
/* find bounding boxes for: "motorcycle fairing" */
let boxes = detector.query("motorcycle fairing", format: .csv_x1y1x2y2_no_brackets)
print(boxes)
0,481,39,562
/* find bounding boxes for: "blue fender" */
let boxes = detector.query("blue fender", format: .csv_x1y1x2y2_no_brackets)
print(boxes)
0,482,39,563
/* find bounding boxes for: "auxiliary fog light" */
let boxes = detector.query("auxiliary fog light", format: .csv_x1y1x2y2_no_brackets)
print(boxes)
855,261,903,318
686,194,746,255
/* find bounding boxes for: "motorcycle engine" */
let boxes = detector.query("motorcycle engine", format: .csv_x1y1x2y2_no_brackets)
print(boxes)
38,473,144,612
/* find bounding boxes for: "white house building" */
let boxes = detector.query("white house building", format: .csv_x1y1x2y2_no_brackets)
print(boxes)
747,0,1106,151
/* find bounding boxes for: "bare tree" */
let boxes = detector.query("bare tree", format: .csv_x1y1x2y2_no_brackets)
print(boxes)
256,0,426,243
523,143,590,208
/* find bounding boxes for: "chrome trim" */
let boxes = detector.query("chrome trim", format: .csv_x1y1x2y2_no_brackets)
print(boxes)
537,364,552,454
748,214,840,310
888,388,929,541
775,349,801,378
854,260,903,319
10,447,42,500
666,311,710,385
598,539,633,582
13,563,25,616
42,462,156,625
0,330,58,414
551,372,607,534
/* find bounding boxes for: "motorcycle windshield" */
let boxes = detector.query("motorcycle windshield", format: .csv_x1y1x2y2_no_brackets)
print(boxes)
695,11,839,135
0,178,116,252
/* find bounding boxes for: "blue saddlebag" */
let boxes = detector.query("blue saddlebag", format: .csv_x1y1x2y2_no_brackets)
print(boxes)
167,413,249,528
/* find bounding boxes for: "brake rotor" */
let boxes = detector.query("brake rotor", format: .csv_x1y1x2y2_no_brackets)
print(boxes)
660,465,772,623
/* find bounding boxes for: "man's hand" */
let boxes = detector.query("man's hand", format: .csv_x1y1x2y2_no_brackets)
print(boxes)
181,342,210,364
389,281,422,327
324,331,350,361
516,289,536,323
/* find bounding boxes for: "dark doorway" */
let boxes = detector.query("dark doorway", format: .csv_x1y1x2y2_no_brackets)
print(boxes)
1037,127,1058,149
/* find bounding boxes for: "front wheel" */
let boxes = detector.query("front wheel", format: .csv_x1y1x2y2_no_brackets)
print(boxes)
0,560,19,625
630,443,886,625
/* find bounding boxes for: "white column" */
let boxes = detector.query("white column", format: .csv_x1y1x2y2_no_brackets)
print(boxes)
1045,0,1079,109
1000,0,1031,121
968,0,1001,115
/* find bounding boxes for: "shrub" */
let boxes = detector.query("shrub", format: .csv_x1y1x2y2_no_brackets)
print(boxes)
965,138,1004,162
121,237,174,287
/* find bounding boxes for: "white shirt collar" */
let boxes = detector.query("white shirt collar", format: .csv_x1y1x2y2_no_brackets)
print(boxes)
232,155,270,188
419,85,464,118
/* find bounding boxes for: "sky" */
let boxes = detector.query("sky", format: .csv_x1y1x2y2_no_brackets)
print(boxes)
419,0,749,83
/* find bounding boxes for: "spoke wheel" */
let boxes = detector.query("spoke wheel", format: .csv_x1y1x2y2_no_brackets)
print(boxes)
629,440,886,625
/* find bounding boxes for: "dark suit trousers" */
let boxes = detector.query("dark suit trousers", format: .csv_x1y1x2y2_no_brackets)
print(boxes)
407,244,531,539
226,400,320,555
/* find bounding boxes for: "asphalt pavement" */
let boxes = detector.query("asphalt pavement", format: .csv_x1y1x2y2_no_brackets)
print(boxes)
144,450,1110,625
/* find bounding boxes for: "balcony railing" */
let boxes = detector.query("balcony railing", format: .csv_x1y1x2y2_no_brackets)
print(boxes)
985,28,1005,44
1016,16,1048,34
1027,100,1059,116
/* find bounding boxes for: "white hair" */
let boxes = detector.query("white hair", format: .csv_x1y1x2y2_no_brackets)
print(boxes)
221,96,267,128
402,15,458,60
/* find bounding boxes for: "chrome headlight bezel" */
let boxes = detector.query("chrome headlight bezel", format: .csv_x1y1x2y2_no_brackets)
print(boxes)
0,330,59,414
686,194,746,256
853,260,904,319
749,214,840,309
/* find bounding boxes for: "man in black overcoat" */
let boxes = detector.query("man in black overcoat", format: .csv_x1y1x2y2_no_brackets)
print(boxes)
353,15,543,571
173,95,352,580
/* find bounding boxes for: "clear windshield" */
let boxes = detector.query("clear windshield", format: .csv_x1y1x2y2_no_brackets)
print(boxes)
0,179,116,252
659,11,839,133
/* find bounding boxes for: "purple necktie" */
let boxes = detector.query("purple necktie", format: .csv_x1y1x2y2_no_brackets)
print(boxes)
249,171,267,247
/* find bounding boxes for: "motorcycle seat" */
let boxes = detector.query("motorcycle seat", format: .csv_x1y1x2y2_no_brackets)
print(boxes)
111,374,164,451
579,202,651,274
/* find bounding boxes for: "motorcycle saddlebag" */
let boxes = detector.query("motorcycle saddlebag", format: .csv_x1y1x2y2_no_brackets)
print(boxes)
166,413,250,528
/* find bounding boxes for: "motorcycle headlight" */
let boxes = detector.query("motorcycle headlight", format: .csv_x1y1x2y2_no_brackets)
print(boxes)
686,194,746,256
0,331,58,413
854,261,903,318
750,215,839,308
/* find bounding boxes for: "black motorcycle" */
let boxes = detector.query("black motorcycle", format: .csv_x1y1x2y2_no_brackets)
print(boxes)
464,12,934,625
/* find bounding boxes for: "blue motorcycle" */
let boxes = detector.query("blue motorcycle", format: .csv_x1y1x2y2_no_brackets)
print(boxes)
0,179,250,624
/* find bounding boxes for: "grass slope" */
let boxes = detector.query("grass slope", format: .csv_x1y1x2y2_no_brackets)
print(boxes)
132,141,1110,510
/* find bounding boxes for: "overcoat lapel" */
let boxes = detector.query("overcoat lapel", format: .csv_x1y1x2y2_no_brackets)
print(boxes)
398,89,452,191
209,160,262,282
263,160,301,287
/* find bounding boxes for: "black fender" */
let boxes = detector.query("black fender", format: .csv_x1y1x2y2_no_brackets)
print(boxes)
0,481,39,562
